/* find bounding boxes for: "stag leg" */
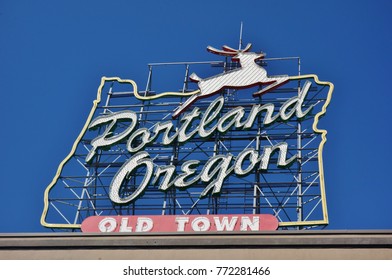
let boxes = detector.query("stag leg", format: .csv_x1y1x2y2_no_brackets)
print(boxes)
189,73,202,82
253,77,289,96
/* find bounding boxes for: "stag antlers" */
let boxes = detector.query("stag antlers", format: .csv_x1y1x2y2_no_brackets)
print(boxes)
206,43,253,56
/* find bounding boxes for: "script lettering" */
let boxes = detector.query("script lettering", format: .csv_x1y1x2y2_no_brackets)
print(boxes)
87,83,315,204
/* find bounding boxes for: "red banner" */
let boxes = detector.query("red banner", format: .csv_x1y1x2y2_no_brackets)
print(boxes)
81,214,278,233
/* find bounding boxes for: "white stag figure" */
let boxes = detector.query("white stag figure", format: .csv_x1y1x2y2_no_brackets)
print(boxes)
172,43,288,118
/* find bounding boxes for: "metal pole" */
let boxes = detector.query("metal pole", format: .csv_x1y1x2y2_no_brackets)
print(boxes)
297,57,303,225
182,64,189,93
239,21,243,50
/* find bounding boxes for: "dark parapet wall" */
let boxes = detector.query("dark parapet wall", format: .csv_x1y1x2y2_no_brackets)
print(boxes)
1,230,392,260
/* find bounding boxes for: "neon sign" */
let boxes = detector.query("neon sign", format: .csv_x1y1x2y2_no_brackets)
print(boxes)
41,42,333,231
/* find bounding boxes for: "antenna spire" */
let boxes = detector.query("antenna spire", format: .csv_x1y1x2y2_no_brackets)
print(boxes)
239,21,243,50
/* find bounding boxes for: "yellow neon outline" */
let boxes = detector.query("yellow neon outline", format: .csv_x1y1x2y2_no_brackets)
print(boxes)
134,88,200,99
41,77,131,228
41,75,333,229
278,74,334,227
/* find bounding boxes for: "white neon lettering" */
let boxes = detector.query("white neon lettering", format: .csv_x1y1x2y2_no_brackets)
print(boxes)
242,103,278,129
89,84,315,204
174,160,201,188
98,217,117,232
200,154,234,197
217,107,245,133
109,151,153,204
259,142,297,170
119,218,133,232
135,217,153,232
240,216,260,231
191,217,210,231
126,128,151,152
199,96,224,138
154,165,176,191
234,148,260,175
178,107,200,142
108,142,297,204
152,121,178,145
214,216,238,232
175,217,190,232
86,111,137,162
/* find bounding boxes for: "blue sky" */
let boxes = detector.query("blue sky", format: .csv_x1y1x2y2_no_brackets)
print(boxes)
1,0,391,232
